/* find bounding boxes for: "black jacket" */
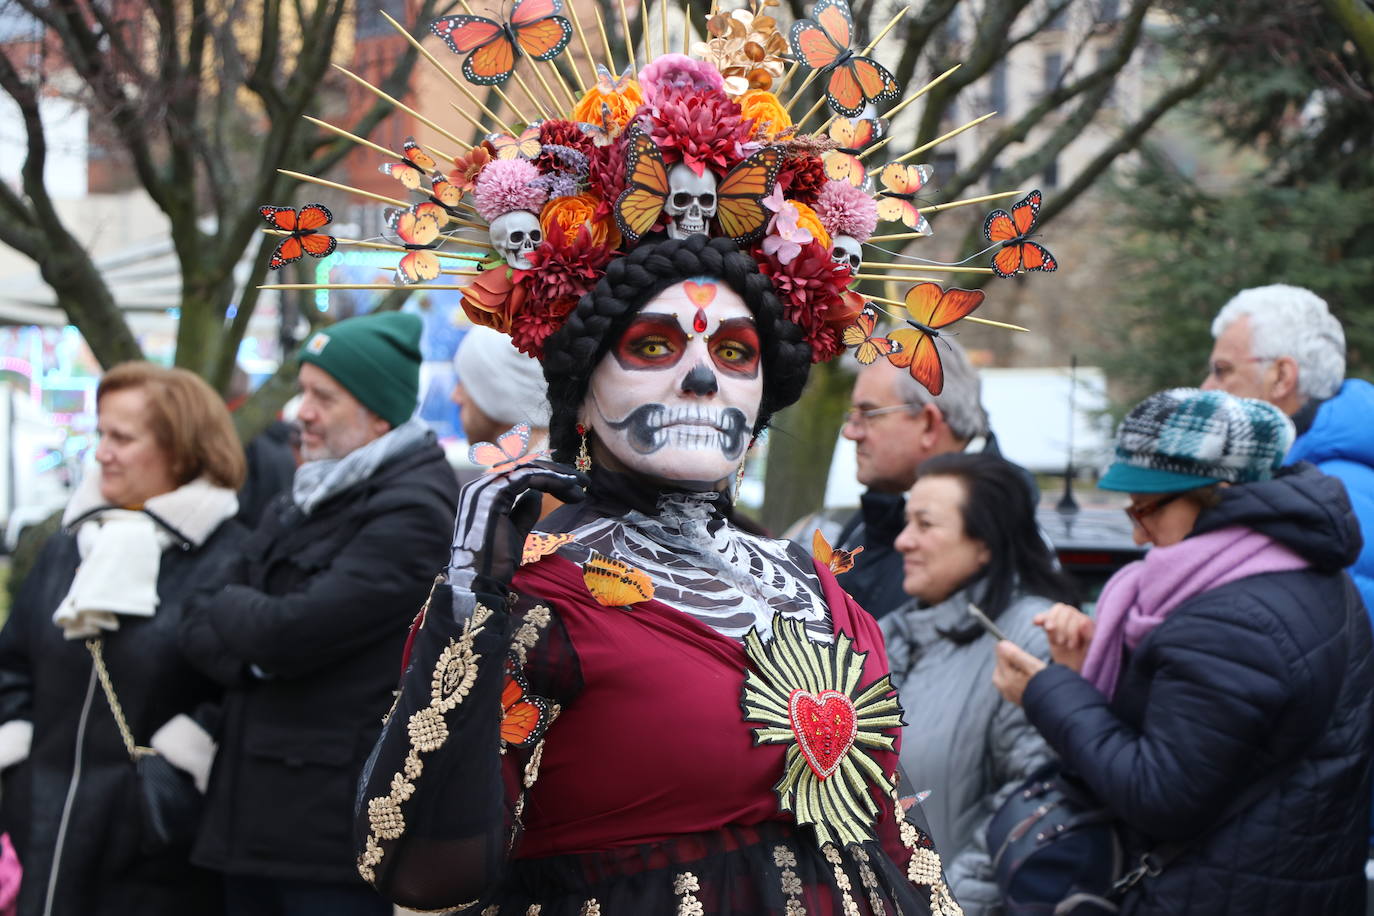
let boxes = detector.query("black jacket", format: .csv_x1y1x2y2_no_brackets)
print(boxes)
835,490,908,619
0,518,247,916
180,439,459,883
1023,464,1374,915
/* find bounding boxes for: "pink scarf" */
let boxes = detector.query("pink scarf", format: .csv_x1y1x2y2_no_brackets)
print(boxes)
1082,525,1309,698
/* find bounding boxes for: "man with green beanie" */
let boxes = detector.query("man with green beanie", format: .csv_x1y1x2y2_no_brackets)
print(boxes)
179,311,461,916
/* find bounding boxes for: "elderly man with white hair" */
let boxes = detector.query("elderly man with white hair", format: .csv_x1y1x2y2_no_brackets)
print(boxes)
1202,283,1374,614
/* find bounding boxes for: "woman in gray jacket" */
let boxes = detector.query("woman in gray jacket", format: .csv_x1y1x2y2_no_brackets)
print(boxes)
881,452,1077,915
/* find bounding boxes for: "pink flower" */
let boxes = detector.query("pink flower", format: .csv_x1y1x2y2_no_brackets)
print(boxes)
762,197,813,265
472,159,547,221
638,53,725,106
646,86,754,177
814,180,879,241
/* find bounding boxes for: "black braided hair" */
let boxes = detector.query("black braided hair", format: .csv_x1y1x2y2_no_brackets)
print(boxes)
542,234,813,462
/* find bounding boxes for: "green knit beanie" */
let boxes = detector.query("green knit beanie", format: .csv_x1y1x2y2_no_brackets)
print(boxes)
298,312,422,428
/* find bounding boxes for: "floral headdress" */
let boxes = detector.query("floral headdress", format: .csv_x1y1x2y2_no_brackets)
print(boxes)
259,0,1058,392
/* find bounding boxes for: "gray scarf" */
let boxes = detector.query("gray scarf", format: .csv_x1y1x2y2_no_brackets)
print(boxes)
291,418,432,515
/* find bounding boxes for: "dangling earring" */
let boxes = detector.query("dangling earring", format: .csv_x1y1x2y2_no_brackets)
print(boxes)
575,423,592,472
734,437,755,501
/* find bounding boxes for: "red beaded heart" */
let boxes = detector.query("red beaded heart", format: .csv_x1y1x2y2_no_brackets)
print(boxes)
788,689,858,781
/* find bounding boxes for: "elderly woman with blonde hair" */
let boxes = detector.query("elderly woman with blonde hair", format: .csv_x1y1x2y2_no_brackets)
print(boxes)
0,362,249,916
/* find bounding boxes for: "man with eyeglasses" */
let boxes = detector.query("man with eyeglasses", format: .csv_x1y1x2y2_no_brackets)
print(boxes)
832,341,998,619
1202,283,1374,619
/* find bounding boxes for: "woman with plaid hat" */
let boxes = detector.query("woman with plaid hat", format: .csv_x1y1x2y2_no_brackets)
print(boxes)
992,388,1374,914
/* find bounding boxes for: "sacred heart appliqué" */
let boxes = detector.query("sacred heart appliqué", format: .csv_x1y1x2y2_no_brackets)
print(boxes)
788,688,858,780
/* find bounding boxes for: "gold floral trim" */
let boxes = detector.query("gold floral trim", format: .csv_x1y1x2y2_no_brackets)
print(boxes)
674,871,704,916
888,776,963,916
358,604,493,885
851,846,887,916
481,906,500,916
578,900,601,915
772,844,806,915
525,906,542,916
822,844,861,916
510,604,552,667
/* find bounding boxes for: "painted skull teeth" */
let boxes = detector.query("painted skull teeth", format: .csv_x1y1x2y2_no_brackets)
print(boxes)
610,404,749,458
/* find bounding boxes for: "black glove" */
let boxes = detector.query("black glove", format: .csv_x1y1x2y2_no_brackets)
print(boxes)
447,459,587,597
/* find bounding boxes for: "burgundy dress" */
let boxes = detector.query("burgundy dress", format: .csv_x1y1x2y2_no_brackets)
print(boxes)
355,477,961,915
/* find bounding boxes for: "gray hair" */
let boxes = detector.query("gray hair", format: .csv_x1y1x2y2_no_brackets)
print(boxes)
1212,285,1346,401
893,336,988,441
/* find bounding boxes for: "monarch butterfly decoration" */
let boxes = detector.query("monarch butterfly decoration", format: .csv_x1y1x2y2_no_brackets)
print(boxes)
842,304,902,366
500,667,552,747
522,531,574,566
886,282,986,396
983,189,1058,279
788,0,901,117
260,204,337,270
486,122,544,160
468,422,544,473
385,202,447,285
379,138,439,190
812,528,864,575
427,172,464,212
875,162,933,234
431,0,573,86
822,117,886,188
583,551,655,607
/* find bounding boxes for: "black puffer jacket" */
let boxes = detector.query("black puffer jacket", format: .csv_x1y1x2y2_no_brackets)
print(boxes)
180,439,459,883
0,518,247,916
1022,463,1374,915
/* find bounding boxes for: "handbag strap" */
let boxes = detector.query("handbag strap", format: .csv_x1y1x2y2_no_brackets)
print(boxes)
85,638,156,762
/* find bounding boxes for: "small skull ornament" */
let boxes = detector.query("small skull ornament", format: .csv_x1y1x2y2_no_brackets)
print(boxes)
831,235,863,273
664,164,718,239
489,210,542,270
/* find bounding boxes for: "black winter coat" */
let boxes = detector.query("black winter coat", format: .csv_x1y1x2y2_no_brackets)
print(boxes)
180,439,460,883
0,518,248,916
1022,464,1374,915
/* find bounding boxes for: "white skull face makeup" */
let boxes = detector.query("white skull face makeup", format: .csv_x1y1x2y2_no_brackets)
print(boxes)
831,234,863,272
585,279,763,487
663,165,719,239
489,210,542,269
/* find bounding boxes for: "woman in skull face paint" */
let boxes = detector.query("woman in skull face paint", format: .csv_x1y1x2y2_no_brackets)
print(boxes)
355,236,962,916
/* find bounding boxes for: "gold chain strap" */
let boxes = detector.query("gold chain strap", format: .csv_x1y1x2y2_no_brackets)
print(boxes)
85,638,156,761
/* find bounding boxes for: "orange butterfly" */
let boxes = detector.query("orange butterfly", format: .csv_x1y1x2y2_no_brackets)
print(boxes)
260,204,337,270
614,124,669,241
822,117,885,188
431,0,572,86
813,528,863,575
380,138,438,190
576,101,624,147
886,283,986,396
468,423,544,473
486,123,543,160
427,172,463,211
385,202,446,285
983,189,1058,279
583,552,654,607
842,304,902,365
501,668,551,746
522,532,574,565
788,0,900,117
876,162,933,233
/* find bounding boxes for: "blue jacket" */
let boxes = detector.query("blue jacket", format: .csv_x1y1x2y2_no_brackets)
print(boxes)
1022,465,1374,915
1287,378,1374,614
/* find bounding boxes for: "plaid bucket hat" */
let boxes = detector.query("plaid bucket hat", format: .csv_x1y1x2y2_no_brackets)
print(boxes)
1099,388,1296,493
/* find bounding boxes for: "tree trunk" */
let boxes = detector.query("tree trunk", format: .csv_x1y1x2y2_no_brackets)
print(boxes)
760,360,853,535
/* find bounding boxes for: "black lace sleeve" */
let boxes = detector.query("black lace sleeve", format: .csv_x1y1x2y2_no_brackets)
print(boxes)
353,579,580,911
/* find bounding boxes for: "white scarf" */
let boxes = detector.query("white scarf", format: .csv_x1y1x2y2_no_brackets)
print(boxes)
54,471,239,640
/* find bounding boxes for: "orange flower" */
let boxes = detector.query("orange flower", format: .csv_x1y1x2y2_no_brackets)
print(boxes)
793,202,831,250
460,265,526,334
572,80,644,130
540,194,621,250
737,89,791,140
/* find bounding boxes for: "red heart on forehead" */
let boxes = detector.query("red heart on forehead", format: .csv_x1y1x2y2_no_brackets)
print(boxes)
683,280,717,307
788,689,858,781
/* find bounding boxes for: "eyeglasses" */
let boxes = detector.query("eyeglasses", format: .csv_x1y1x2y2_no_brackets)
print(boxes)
1205,356,1271,383
1123,492,1185,527
843,404,912,426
